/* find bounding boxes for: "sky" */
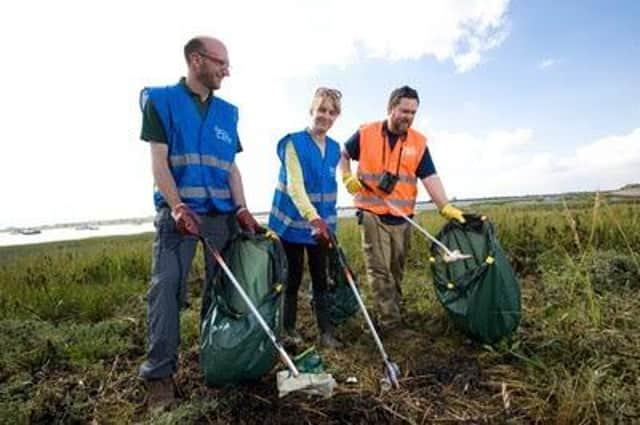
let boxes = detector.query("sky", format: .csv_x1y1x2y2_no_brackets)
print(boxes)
0,0,638,229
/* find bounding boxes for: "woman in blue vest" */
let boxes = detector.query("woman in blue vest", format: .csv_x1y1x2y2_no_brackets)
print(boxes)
268,87,343,349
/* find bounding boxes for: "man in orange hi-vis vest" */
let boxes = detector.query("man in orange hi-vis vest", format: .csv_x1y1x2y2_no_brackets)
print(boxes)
339,86,465,334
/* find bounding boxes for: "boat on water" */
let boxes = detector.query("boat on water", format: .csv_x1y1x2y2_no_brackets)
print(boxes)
19,228,42,235
75,224,99,231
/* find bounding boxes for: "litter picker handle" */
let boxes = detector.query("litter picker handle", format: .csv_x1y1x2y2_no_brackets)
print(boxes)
200,236,300,377
358,179,375,193
328,233,392,363
329,232,401,388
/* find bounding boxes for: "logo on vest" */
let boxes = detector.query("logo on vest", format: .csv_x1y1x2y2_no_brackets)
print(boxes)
214,126,233,145
403,146,416,157
329,166,336,177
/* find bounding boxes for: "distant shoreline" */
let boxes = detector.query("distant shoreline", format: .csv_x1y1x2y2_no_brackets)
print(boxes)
2,186,638,234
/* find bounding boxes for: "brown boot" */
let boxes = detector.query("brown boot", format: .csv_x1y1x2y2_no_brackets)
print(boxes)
145,376,176,412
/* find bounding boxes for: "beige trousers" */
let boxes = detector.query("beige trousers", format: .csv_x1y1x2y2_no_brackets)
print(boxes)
359,210,411,328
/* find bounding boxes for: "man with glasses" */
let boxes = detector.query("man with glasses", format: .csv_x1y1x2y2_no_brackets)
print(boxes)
138,36,261,410
339,85,465,336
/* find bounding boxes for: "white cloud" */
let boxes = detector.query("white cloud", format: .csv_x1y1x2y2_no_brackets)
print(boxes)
453,16,510,72
573,129,640,170
216,0,512,76
538,58,557,69
428,127,640,200
0,0,512,228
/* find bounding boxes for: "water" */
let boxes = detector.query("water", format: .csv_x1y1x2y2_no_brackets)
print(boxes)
0,202,448,248
0,223,155,247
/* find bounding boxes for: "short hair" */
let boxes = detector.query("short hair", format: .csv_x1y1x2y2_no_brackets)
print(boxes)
310,87,342,115
184,37,206,63
388,85,419,110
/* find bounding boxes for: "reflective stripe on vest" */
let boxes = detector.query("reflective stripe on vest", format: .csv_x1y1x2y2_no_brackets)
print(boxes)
270,206,337,230
354,121,426,216
275,182,337,203
178,187,232,199
353,195,415,209
170,154,233,172
358,172,416,185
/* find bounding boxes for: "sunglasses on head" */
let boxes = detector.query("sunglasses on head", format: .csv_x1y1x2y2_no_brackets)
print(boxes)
315,87,342,99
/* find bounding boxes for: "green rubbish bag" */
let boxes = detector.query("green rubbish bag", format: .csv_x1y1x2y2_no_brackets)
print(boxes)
430,215,521,344
200,233,288,386
327,243,360,327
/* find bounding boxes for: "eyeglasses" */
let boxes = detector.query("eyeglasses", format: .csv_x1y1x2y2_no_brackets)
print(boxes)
315,87,342,99
197,51,231,69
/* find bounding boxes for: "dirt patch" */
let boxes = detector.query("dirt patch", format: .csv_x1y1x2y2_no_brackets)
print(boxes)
143,345,507,424
411,355,479,391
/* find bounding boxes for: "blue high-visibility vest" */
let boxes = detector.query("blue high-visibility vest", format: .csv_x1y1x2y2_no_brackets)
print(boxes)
140,83,238,213
269,131,340,244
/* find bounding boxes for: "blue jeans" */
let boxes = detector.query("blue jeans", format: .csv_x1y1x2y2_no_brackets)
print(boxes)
139,207,237,380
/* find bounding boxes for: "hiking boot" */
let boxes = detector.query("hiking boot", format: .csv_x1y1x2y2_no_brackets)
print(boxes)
145,376,176,412
283,329,303,346
320,332,344,349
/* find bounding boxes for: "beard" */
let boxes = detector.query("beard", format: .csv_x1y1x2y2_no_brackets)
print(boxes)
198,69,220,91
391,118,411,134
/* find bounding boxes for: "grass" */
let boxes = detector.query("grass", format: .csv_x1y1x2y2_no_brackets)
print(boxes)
0,196,639,424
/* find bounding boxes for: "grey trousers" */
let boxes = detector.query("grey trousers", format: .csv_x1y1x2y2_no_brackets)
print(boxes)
139,207,237,380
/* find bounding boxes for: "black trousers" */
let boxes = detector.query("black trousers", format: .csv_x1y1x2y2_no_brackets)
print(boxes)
281,239,332,333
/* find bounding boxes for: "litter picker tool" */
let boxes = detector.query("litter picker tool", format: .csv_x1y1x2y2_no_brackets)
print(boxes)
358,180,471,263
329,232,401,390
200,235,336,398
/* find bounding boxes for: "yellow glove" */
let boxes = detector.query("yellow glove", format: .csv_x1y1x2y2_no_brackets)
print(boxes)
440,203,466,223
341,171,363,195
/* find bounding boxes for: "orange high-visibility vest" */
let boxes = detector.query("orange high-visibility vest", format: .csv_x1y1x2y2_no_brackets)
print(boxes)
354,121,427,216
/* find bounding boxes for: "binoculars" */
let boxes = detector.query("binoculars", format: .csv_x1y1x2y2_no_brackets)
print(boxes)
377,171,399,194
